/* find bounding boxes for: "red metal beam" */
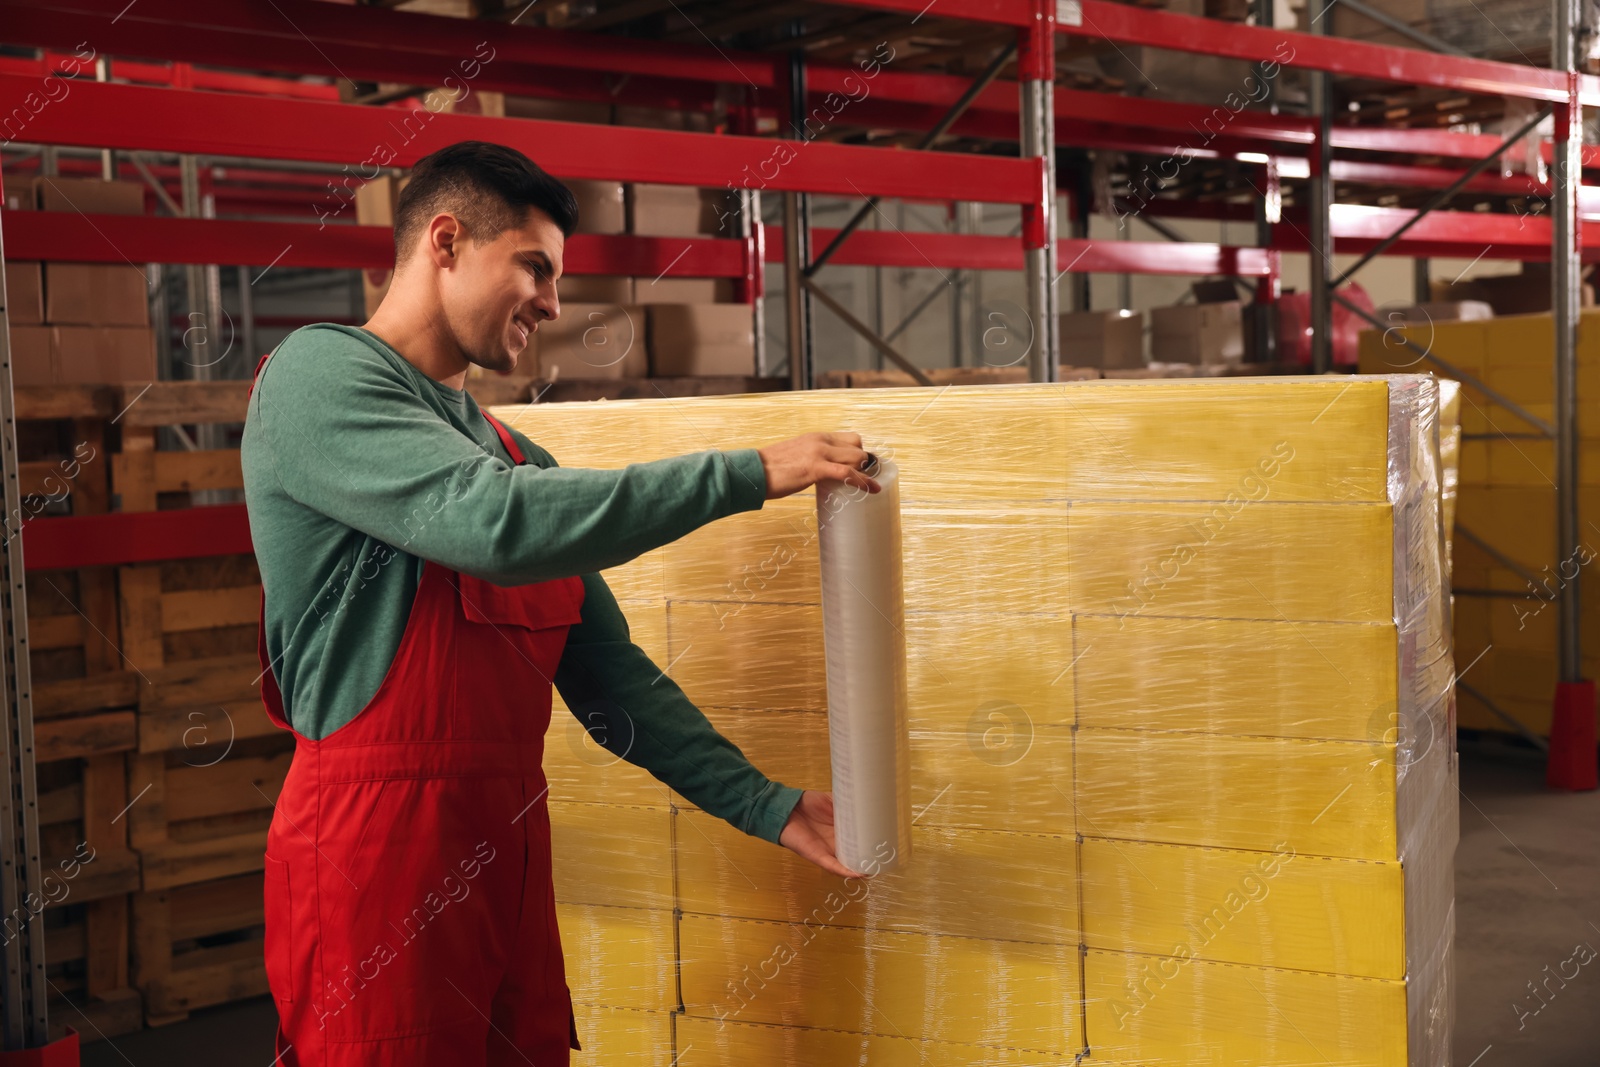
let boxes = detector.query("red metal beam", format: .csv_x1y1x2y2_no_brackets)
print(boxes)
1271,203,1600,261
827,0,1597,103
1330,127,1600,169
10,0,1573,164
23,505,253,571
1060,0,1596,104
0,53,342,100
0,211,751,277
0,75,1039,204
1052,238,1277,276
1,0,757,105
3,206,1291,277
764,227,1276,275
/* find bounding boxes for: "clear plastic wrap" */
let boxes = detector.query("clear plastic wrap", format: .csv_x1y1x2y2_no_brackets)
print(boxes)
497,374,1457,1066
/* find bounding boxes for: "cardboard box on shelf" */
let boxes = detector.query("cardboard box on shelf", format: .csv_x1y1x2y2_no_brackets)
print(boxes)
9,326,53,386
567,180,627,236
647,304,754,377
536,304,646,380
613,106,714,133
51,325,156,384
1059,309,1144,369
355,175,404,317
558,275,634,304
1329,0,1425,46
1389,301,1494,324
1151,302,1243,365
504,96,613,124
627,184,728,238
5,260,44,325
2,183,35,212
34,177,145,215
44,264,149,327
633,277,737,305
1433,264,1594,316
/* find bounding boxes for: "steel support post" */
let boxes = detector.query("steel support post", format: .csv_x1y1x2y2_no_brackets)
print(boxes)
783,192,812,390
1307,9,1333,374
95,55,114,180
1251,0,1279,364
742,189,767,378
0,171,50,1053
180,156,210,377
1413,258,1431,303
1019,0,1059,383
784,51,813,391
237,263,257,375
1554,0,1583,686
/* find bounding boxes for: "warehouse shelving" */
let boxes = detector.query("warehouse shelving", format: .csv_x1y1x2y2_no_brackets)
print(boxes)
0,0,1594,1052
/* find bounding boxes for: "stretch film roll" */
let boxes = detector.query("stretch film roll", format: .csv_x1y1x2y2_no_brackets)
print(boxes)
817,457,913,875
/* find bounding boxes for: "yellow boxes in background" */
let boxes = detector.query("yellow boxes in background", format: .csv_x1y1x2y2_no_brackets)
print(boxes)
496,376,1454,1067
1361,309,1600,735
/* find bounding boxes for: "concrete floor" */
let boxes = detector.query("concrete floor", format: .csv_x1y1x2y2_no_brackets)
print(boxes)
1451,739,1600,1067
78,744,1600,1067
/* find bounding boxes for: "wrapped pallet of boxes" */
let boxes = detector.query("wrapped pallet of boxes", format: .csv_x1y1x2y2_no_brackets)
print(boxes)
497,373,1456,1067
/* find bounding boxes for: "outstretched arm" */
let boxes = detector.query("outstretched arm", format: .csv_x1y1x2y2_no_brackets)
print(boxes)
554,572,859,877
250,328,881,587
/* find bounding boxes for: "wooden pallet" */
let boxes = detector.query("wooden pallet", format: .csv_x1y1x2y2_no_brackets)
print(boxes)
89,382,290,1024
133,873,271,1022
16,385,145,1035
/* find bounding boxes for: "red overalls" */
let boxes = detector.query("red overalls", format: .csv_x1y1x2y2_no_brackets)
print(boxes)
250,352,585,1066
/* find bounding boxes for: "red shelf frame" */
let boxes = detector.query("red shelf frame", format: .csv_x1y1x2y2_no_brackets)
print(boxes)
0,0,1591,576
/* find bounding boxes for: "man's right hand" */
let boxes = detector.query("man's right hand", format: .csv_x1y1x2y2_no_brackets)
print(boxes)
756,432,882,500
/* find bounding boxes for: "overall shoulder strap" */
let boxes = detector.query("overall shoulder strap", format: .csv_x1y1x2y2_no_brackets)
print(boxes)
480,410,527,466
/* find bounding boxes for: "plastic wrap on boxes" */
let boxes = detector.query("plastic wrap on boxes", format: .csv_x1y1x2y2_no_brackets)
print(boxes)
492,375,1456,1066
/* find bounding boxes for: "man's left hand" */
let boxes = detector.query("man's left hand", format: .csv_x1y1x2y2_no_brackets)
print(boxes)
779,791,862,878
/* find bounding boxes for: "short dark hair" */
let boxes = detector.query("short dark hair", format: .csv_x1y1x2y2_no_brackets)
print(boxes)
392,141,579,265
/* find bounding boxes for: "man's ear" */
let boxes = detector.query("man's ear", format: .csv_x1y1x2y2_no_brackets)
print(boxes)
427,212,463,267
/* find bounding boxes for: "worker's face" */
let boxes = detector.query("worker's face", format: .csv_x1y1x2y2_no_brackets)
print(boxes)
437,207,563,376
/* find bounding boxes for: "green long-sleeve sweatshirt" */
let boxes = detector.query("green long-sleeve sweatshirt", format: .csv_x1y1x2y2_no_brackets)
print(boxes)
241,324,802,844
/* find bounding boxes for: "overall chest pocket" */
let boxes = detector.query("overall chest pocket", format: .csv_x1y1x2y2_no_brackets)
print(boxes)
454,572,586,692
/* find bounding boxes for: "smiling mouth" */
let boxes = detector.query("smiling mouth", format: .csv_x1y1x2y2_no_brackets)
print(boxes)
513,318,533,344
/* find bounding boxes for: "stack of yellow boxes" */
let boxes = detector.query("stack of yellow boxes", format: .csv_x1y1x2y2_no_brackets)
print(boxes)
1361,314,1589,736
504,375,1455,1066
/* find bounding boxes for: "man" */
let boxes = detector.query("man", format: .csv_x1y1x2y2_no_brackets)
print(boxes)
241,140,879,1066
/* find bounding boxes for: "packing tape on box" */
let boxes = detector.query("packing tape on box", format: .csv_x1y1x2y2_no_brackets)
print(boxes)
817,456,912,875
